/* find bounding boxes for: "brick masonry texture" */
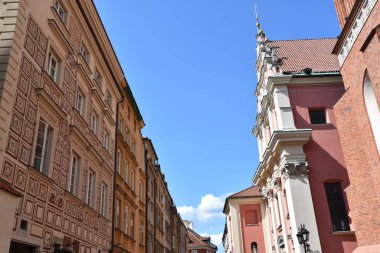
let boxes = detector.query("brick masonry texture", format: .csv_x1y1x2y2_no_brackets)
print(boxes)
334,2,380,246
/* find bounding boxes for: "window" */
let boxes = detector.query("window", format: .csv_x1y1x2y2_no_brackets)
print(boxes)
103,130,110,151
139,180,144,202
139,220,144,244
309,109,326,124
124,160,129,183
133,119,137,132
76,89,84,116
105,89,112,106
118,117,123,133
94,69,102,85
131,170,135,192
86,169,95,207
131,213,135,239
116,199,120,229
69,154,80,195
100,182,108,217
34,119,53,176
124,205,129,234
131,138,136,156
54,0,66,22
125,128,130,145
91,111,98,134
325,182,350,231
116,149,121,174
191,250,197,253
245,210,258,225
48,52,58,82
80,43,89,63
364,71,380,151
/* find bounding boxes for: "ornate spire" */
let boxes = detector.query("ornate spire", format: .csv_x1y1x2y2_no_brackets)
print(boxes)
254,3,267,42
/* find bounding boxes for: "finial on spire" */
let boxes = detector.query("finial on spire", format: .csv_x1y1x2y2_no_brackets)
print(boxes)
254,3,267,41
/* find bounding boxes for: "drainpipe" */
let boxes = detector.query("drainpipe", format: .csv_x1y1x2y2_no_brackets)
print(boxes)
144,145,149,253
153,176,157,253
111,98,123,253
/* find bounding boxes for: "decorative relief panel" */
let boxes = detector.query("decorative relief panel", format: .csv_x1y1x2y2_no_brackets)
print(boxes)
27,175,38,197
18,142,31,166
2,158,16,183
14,166,27,191
6,134,20,159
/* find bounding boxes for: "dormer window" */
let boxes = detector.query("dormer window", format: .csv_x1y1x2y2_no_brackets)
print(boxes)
54,0,66,23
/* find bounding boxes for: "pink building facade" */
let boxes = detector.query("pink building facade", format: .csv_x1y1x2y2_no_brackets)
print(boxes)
251,25,358,252
223,186,270,253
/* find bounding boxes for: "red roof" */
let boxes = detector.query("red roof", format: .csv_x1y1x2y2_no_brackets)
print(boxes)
268,38,340,73
0,180,22,197
188,228,217,251
228,185,261,199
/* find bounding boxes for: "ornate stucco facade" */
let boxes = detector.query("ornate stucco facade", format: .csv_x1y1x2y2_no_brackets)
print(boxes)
0,1,187,253
0,0,123,252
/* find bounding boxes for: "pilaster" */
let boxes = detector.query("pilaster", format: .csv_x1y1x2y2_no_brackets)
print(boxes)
281,162,322,253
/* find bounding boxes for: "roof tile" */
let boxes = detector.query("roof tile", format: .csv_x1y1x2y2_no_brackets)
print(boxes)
268,38,340,73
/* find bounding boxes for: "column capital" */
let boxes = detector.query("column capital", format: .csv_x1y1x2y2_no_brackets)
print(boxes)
281,162,309,178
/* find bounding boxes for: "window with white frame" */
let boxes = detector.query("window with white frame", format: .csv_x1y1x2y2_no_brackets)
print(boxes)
100,182,107,217
86,169,95,207
91,110,98,134
118,117,123,133
139,220,144,244
69,153,80,196
116,199,120,229
54,0,66,23
124,159,129,184
116,149,121,174
80,43,89,64
76,88,85,116
105,89,112,106
124,205,129,234
139,180,144,202
103,129,110,151
191,250,197,253
94,69,102,85
33,119,53,176
48,52,58,83
131,138,136,156
125,128,130,145
131,170,135,192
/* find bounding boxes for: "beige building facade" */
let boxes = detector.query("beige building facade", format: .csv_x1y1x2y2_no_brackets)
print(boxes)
0,0,126,252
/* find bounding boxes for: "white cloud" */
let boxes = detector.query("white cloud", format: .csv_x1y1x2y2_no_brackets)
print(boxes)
178,193,230,222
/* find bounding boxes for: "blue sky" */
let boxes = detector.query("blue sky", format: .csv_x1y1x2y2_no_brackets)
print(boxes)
94,0,341,250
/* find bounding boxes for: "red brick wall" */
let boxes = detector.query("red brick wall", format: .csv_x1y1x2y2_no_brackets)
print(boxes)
334,2,380,246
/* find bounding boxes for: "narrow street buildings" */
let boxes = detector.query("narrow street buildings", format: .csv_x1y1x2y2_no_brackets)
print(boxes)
0,1,187,253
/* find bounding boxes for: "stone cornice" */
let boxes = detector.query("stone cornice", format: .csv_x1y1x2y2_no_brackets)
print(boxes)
333,0,378,65
252,129,312,184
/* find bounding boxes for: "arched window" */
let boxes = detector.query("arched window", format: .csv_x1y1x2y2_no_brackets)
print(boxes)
251,242,258,253
363,71,380,152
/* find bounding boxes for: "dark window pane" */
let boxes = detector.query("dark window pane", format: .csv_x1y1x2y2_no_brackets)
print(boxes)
309,109,326,124
324,183,350,231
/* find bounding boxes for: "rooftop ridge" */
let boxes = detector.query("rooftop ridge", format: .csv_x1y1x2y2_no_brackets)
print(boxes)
268,37,338,43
